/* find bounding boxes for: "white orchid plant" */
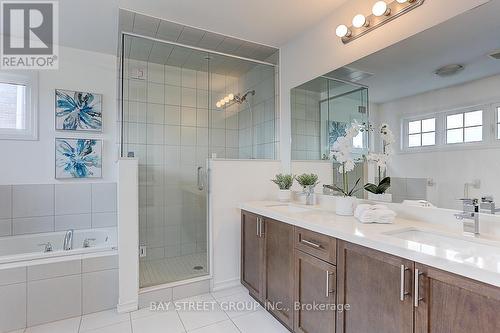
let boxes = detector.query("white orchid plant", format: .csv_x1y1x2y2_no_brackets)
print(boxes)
327,122,396,197
364,123,396,194
327,121,366,197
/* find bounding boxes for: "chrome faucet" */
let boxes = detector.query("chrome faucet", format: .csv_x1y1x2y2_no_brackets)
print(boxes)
480,196,500,215
63,230,74,250
83,238,96,248
454,199,480,236
38,242,53,253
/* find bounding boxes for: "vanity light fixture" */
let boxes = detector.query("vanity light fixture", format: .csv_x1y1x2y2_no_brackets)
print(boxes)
335,24,351,38
352,14,369,28
216,90,255,109
372,1,391,17
336,0,424,44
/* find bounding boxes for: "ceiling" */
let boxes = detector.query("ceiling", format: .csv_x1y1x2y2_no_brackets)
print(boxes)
58,0,349,56
124,35,272,77
336,1,500,104
120,10,279,65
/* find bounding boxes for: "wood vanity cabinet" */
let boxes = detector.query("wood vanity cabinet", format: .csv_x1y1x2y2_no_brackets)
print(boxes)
414,263,500,333
242,211,500,333
240,211,295,329
240,211,264,300
336,241,414,333
294,250,336,333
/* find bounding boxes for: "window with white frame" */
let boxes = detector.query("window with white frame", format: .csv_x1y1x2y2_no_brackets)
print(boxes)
446,110,482,144
408,117,436,147
0,72,38,140
497,107,500,140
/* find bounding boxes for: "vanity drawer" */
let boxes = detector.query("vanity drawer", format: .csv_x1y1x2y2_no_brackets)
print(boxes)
294,227,336,264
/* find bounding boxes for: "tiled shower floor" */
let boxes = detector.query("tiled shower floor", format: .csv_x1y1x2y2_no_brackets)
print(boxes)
140,253,208,287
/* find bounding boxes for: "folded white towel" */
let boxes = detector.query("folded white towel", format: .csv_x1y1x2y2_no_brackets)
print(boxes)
354,204,372,218
356,205,396,224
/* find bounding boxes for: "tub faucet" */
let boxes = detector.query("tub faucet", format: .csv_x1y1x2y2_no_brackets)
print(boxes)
38,242,53,253
63,230,74,250
454,199,480,236
480,196,500,215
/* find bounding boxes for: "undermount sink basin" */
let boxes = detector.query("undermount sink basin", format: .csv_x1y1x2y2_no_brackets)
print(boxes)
265,204,312,214
383,228,500,265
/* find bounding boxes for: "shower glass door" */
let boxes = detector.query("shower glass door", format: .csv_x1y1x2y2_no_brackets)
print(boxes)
122,35,210,288
121,33,277,288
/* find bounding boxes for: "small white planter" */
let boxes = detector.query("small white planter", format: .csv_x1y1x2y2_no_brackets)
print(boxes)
336,196,357,216
277,189,291,202
367,193,393,203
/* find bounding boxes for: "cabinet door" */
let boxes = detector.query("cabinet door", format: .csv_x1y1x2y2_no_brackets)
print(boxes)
337,241,414,333
241,211,264,300
414,263,500,333
264,218,295,329
294,250,336,333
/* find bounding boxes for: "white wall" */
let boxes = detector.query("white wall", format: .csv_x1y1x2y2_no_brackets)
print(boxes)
0,46,117,184
279,0,489,170
209,159,335,290
375,74,500,209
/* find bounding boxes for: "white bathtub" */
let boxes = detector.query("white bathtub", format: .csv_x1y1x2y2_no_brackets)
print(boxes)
0,228,117,265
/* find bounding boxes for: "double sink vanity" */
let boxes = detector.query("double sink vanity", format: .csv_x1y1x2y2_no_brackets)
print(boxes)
240,201,500,333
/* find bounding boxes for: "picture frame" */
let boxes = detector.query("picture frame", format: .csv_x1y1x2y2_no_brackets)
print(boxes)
55,89,102,132
55,138,103,179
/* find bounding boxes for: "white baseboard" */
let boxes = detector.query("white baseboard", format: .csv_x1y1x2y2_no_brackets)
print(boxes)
117,300,138,313
212,278,241,292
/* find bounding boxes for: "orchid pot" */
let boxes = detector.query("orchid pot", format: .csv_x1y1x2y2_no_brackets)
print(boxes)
336,196,357,216
367,192,393,203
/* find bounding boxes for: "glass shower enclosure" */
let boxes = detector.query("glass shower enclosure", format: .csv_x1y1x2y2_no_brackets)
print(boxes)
120,34,277,288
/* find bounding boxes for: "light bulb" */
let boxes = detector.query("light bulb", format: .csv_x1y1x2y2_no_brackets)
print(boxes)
228,93,234,100
220,99,226,106
396,0,407,3
216,101,221,108
372,1,390,16
224,96,230,103
352,14,368,28
335,25,351,38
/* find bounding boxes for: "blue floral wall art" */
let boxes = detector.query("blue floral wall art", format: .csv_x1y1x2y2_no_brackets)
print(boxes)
55,89,102,131
55,138,102,179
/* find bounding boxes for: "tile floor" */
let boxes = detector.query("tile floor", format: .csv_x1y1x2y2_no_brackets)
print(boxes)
140,253,208,287
13,285,289,333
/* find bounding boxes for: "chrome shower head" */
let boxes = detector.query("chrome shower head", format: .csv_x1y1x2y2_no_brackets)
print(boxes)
234,90,255,104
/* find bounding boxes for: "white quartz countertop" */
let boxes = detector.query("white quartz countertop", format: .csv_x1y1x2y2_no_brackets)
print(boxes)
240,201,500,287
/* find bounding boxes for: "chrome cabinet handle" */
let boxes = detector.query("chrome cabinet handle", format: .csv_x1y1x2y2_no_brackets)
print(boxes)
300,239,321,249
414,269,424,307
259,218,264,237
256,217,260,237
197,166,204,191
400,265,410,301
325,271,334,298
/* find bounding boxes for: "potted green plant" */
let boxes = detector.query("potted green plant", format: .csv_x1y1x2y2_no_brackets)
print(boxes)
271,174,295,202
296,173,319,205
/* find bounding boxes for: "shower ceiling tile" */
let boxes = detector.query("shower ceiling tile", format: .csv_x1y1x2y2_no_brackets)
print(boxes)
197,32,225,50
166,47,193,67
133,13,160,37
157,20,184,41
149,42,174,64
216,37,244,54
178,26,206,45
119,9,134,32
130,38,153,62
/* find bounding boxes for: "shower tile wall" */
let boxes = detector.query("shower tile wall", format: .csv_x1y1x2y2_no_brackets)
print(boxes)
236,64,277,159
123,59,210,262
291,88,321,160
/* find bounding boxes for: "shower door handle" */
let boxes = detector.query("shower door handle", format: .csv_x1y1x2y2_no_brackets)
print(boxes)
197,166,204,191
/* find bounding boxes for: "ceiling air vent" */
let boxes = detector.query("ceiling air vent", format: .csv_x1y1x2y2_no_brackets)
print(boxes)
488,50,500,60
434,64,464,77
